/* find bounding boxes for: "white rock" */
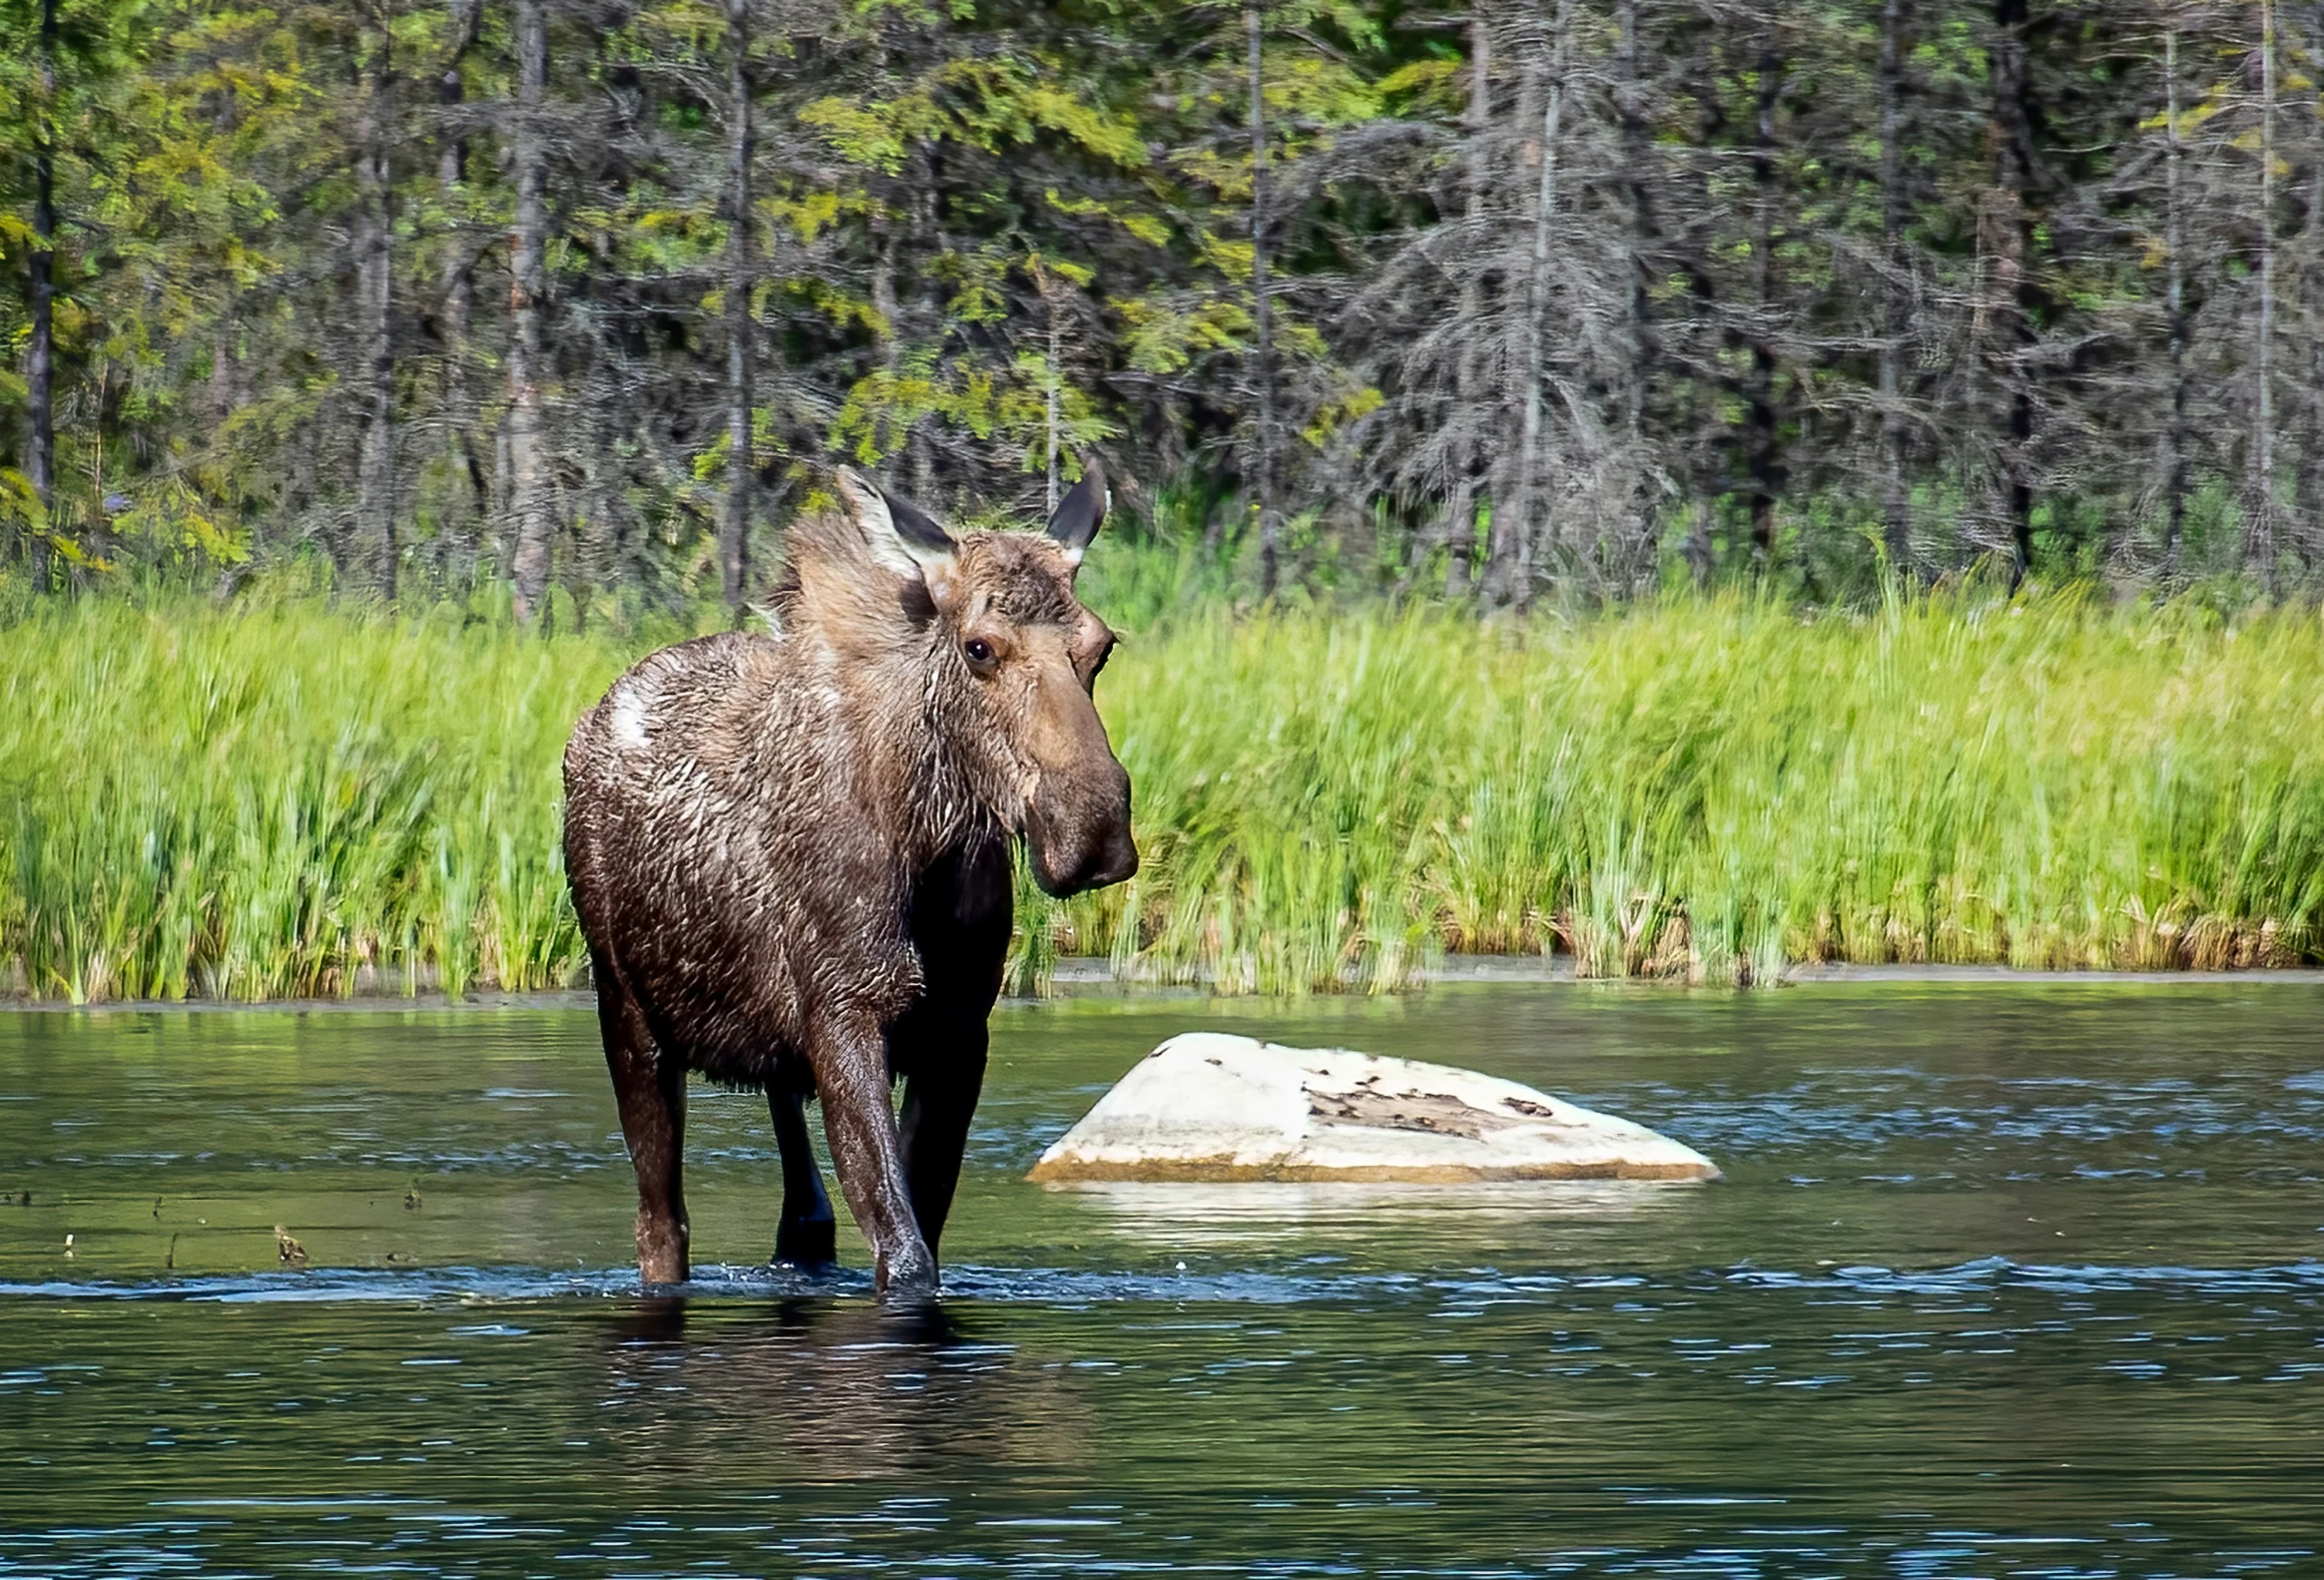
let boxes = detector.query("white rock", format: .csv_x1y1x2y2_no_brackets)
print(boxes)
1027,1032,1719,1184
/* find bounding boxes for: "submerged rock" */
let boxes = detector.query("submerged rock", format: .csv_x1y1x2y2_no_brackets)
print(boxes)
1027,1033,1719,1184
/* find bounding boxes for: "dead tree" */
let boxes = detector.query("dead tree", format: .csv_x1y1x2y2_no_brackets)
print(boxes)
1488,0,1573,606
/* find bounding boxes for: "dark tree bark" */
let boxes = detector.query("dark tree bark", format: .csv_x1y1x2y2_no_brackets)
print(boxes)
25,0,59,590
439,0,486,532
1677,24,1730,582
1880,0,1912,575
2162,4,2189,580
1745,32,1784,570
722,0,756,616
2247,0,2279,585
507,0,553,625
1989,0,2039,582
353,2,397,598
1247,1,1280,597
2300,2,2324,572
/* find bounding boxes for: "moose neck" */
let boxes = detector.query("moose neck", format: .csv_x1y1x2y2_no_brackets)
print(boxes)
884,635,1008,873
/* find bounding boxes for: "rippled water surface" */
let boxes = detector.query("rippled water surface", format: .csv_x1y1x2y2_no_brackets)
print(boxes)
2,985,2321,1576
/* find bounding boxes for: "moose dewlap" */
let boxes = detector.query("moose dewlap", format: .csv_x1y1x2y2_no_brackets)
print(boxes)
1028,1034,1719,1185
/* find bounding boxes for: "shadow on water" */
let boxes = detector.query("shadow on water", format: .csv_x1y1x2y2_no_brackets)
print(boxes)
1,982,2321,1576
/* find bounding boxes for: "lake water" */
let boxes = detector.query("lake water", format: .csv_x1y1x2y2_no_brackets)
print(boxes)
1,985,2320,1576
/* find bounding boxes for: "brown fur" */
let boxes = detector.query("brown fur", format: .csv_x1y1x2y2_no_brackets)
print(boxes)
562,468,1134,1297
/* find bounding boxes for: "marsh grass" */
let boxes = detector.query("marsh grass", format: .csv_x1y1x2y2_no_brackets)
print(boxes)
0,594,634,1002
5,583,2322,1000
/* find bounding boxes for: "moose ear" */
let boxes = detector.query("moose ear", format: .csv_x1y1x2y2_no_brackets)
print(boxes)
836,466,955,580
1044,457,1108,566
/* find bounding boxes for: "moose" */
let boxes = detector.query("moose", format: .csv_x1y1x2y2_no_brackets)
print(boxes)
562,464,1137,1299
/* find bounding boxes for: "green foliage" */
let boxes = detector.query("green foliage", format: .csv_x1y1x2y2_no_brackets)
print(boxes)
5,585,2320,1001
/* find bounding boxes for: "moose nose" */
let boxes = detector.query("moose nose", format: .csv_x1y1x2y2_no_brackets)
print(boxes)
1083,821,1139,889
1026,769,1137,897
1084,765,1138,888
1035,830,1137,897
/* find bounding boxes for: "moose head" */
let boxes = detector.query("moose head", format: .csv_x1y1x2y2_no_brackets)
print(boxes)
832,462,1138,898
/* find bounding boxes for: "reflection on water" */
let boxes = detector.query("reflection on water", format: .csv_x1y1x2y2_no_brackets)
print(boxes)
0,984,2320,1576
592,1299,1103,1485
1057,1177,1702,1250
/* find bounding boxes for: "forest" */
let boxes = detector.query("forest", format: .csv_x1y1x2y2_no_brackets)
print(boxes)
10,2,2324,1000
6,0,2323,613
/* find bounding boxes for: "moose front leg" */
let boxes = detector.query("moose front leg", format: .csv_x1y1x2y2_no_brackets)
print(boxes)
897,1038,986,1258
810,1017,937,1301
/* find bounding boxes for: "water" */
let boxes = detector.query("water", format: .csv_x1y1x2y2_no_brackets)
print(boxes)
2,984,2320,1576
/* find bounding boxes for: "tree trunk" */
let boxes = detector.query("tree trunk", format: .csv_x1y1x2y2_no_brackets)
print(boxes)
1745,34,1784,570
354,2,397,598
1879,0,1912,576
1678,29,1728,580
902,131,939,501
440,0,485,537
1685,496,1713,585
871,198,900,447
1246,1,1280,598
569,448,610,633
863,17,919,494
2301,1,2324,575
1445,1,1492,598
2163,5,2189,580
1615,0,1656,586
1491,0,1572,607
721,0,755,616
1990,0,2037,582
25,0,59,590
507,0,553,625
1036,264,1063,512
2248,0,2279,586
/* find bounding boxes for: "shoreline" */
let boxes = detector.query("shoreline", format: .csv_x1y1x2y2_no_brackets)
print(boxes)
7,956,2324,1013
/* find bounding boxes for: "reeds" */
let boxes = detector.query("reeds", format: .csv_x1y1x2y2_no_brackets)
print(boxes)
0,594,631,1002
6,585,2322,1000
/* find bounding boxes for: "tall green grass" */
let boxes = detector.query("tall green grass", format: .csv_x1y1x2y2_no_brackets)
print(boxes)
5,585,2323,1001
0,595,633,1002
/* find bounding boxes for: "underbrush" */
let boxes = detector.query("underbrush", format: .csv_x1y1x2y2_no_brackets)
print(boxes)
4,583,2321,1000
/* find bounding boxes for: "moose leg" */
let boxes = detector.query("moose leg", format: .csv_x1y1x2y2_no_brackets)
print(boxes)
597,960,689,1286
897,1035,987,1258
810,1017,936,1301
767,1083,837,1267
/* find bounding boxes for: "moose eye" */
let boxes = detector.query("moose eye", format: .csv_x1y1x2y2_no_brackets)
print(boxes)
962,638,996,669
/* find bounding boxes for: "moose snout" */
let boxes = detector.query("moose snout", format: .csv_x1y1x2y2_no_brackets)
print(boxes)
1025,765,1138,898
1083,811,1140,890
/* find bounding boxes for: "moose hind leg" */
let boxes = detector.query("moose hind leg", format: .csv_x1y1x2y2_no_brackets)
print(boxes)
596,959,689,1286
768,1083,837,1267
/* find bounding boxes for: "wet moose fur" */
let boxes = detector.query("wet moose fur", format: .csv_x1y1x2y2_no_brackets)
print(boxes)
563,466,1136,1298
